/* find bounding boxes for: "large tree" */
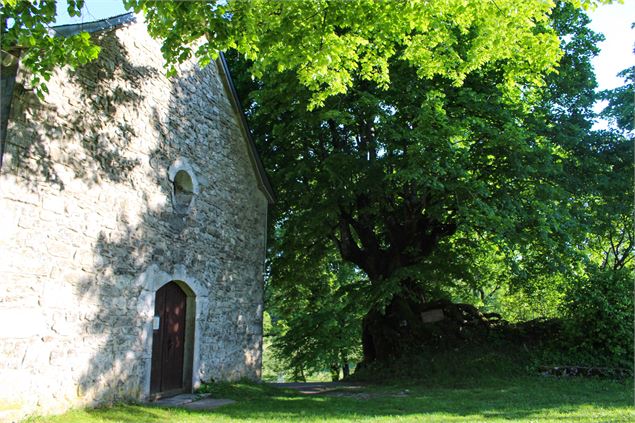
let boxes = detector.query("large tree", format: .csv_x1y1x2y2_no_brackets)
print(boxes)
228,2,615,362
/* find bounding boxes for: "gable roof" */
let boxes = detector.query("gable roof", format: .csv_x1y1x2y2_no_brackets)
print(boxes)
28,13,275,204
216,52,275,204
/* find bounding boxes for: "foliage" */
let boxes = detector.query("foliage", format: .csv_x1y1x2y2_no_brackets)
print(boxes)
600,65,634,133
3,0,610,108
549,61,634,369
438,3,632,330
265,253,365,380
260,311,287,382
0,0,100,98
451,272,568,323
534,4,632,276
583,130,633,273
126,0,572,108
560,267,634,368
238,42,575,288
585,66,634,276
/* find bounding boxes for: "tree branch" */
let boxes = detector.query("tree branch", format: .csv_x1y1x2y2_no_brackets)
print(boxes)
331,216,366,271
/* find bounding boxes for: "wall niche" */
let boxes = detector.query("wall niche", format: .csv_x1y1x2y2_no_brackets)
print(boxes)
168,159,199,215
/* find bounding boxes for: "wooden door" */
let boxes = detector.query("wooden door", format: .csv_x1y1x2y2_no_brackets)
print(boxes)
150,281,187,394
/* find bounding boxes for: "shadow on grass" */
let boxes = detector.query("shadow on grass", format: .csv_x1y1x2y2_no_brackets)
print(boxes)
172,378,634,421
55,377,632,423
81,404,167,422
37,351,634,422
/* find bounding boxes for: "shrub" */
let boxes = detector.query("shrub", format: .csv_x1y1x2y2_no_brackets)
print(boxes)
560,268,634,369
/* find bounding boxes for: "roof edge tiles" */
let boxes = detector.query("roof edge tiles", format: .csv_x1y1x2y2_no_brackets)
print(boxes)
52,12,137,37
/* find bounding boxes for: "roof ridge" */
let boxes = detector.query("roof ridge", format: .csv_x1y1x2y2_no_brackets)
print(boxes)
51,12,136,37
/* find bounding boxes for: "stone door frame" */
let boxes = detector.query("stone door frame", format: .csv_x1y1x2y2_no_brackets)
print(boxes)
137,264,208,399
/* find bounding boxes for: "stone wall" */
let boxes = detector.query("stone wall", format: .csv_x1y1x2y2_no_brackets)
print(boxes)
0,16,268,421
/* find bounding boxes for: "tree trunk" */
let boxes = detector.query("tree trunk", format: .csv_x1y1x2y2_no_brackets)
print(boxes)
331,200,458,364
330,365,340,381
342,362,350,378
362,290,423,363
292,366,306,382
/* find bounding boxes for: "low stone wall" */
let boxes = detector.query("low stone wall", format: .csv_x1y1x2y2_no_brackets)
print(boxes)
0,16,267,421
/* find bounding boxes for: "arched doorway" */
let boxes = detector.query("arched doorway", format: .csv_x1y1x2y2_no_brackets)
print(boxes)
138,266,204,399
150,281,190,395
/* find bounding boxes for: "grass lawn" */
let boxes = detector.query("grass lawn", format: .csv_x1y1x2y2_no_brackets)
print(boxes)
28,376,634,422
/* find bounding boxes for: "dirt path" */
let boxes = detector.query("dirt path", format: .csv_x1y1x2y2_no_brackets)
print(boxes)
269,382,414,400
269,382,365,395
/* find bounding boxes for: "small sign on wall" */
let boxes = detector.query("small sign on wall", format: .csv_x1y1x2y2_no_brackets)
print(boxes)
153,316,160,330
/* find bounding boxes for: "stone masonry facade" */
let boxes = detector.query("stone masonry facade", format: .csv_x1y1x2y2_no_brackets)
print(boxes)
0,15,271,421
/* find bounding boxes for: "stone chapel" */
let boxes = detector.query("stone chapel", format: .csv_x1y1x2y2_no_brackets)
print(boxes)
0,13,273,420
